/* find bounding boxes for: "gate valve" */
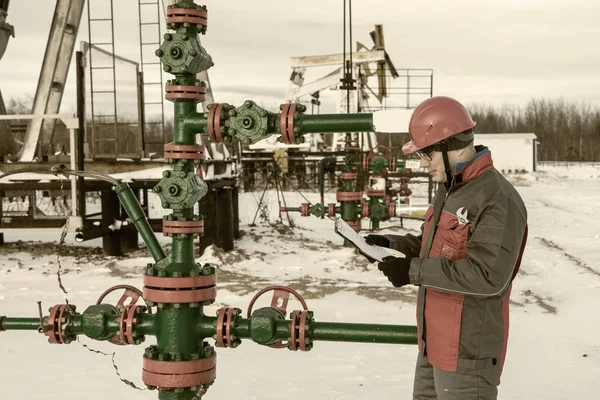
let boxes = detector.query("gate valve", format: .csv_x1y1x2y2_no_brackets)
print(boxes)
246,286,310,349
95,284,153,345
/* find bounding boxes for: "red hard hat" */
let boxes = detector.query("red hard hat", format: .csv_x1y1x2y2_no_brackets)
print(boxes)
402,96,476,154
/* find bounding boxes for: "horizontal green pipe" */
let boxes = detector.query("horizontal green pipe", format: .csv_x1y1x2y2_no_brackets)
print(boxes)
1,317,40,331
299,113,374,134
199,316,417,346
114,183,167,262
311,322,418,345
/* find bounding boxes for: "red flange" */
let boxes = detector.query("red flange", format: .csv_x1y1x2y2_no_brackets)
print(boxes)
165,85,207,101
301,203,310,217
207,103,224,143
163,144,205,160
215,307,239,348
143,274,217,304
289,310,311,351
336,191,362,202
163,219,204,235
166,8,208,27
279,103,298,144
328,203,336,217
142,354,216,389
45,304,76,344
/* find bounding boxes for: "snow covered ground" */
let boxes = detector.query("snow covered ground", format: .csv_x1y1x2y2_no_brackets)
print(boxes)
0,162,599,399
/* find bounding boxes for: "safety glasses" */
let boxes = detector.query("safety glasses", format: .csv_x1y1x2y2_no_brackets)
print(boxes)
415,147,436,161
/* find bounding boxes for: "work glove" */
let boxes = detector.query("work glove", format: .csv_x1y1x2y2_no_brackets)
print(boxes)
378,256,411,287
364,234,390,248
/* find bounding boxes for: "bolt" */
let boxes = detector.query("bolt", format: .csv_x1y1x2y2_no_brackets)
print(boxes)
189,269,198,277
231,339,241,348
178,171,186,178
162,170,171,178
181,34,189,41
174,352,183,361
244,101,252,108
190,353,200,360
228,110,237,117
146,266,157,276
188,49,197,56
279,104,285,111
146,301,155,307
158,353,168,361
157,303,165,309
146,385,157,390
163,202,170,208
164,65,172,72
171,271,182,278
174,388,184,394
202,346,213,357
155,49,164,57
228,128,236,135
259,109,267,117
153,186,162,193
164,33,172,41
173,303,181,309
179,66,186,72
189,302,199,308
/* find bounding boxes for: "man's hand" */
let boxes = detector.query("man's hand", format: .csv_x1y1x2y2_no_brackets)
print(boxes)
364,234,390,248
378,256,411,287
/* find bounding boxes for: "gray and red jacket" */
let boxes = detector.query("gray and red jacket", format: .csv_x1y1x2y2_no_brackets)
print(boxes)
386,146,528,384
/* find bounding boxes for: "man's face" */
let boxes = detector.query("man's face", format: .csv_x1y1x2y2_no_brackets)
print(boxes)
419,150,447,183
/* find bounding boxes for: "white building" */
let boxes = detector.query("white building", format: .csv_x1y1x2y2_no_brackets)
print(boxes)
476,133,537,173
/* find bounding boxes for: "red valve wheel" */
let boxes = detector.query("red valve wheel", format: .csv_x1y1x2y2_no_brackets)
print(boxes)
246,285,309,349
96,285,153,346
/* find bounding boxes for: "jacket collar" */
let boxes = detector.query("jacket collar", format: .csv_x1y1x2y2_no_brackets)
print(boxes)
453,146,494,184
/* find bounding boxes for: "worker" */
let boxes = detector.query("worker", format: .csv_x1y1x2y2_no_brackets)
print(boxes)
365,96,528,399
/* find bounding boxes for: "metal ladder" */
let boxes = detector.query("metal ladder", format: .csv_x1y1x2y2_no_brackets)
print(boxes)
87,0,119,159
138,0,165,158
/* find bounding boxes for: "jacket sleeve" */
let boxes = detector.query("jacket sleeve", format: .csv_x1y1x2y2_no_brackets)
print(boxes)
408,194,527,297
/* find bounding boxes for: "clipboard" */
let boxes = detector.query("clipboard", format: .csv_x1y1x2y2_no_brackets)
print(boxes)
334,217,405,262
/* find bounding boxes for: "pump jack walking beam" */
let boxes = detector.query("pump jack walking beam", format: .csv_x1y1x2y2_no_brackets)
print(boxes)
19,0,85,162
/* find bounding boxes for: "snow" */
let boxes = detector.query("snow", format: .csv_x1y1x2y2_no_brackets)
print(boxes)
1,162,600,399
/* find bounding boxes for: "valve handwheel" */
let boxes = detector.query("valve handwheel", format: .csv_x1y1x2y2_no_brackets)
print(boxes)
246,285,309,349
96,284,153,312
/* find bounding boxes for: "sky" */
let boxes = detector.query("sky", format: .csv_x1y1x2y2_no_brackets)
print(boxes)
0,0,599,117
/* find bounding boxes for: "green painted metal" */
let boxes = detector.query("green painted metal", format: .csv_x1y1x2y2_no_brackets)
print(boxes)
0,1,420,398
298,113,374,134
227,101,271,145
115,182,167,262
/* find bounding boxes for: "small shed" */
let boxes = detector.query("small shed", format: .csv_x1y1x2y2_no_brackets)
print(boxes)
476,133,537,173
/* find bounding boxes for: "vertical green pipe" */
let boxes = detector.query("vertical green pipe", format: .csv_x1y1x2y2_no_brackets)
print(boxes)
174,100,198,144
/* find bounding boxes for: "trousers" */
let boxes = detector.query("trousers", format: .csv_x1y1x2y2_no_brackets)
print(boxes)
413,353,499,400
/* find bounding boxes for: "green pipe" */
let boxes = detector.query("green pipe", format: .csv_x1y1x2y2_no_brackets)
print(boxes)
175,101,202,143
311,322,417,345
299,113,374,134
114,182,166,262
197,316,417,346
0,317,40,331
